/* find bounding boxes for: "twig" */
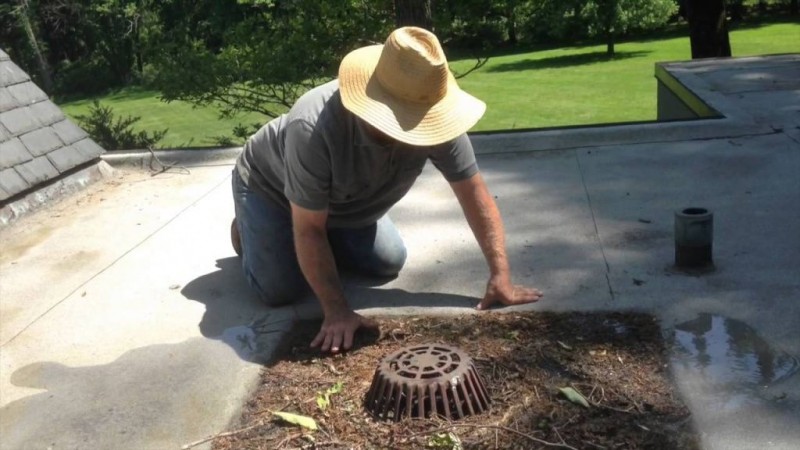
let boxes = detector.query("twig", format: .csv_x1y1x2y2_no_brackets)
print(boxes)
404,423,578,450
552,426,566,446
582,440,608,449
181,421,264,449
147,146,190,176
276,432,302,449
596,403,637,414
306,441,346,448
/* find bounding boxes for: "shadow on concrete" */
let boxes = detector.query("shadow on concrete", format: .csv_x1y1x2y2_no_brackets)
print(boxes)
0,338,246,449
348,287,478,311
180,257,294,362
486,50,651,72
181,257,264,336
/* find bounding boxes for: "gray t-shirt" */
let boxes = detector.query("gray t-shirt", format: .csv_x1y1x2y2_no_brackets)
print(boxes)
236,80,478,228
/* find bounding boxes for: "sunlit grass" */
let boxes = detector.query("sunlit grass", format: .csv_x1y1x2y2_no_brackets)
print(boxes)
57,21,799,147
452,21,799,131
58,88,267,148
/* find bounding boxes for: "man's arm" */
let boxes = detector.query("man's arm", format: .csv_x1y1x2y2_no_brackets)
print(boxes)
449,172,543,310
291,202,377,352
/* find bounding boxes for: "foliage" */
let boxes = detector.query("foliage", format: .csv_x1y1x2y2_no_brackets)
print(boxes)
315,381,344,411
151,0,394,120
75,100,167,150
57,21,800,145
1,0,796,101
427,432,463,449
581,0,678,54
1,0,159,96
518,0,677,52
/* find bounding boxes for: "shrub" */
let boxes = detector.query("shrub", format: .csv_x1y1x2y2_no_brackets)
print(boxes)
75,101,168,150
209,122,261,147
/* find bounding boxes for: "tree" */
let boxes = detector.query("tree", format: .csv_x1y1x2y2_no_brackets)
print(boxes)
14,0,54,93
152,0,394,123
681,0,731,59
394,0,433,29
581,0,677,56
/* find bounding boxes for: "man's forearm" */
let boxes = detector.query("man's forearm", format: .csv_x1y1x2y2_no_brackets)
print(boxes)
452,173,511,277
293,227,349,315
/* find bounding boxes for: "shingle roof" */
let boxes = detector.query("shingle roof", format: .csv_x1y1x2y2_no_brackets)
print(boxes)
0,48,105,202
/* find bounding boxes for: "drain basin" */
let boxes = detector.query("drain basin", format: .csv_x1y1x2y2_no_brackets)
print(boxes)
364,344,491,421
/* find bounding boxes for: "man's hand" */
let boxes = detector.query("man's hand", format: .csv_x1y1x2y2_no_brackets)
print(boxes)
310,309,379,353
477,274,543,310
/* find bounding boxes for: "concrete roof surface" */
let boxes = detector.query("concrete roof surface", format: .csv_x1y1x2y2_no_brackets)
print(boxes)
1,55,799,450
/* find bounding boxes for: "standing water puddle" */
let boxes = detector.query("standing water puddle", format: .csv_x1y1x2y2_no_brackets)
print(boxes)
672,314,799,409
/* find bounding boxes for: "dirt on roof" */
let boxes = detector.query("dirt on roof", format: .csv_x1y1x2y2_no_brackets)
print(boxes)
204,311,698,450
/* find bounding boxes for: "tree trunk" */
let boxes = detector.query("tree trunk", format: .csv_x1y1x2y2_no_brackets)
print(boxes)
684,0,732,59
394,0,433,30
506,4,518,45
606,30,615,57
16,0,54,93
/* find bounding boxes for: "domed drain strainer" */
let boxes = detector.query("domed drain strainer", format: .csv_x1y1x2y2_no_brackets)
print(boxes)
364,344,491,421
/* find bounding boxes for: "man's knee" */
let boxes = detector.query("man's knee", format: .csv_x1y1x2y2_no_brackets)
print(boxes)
365,245,407,277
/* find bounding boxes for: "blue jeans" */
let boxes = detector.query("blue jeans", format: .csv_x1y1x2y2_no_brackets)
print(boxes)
232,170,407,306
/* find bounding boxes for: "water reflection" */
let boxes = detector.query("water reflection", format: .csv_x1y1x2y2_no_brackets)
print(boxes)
673,314,799,388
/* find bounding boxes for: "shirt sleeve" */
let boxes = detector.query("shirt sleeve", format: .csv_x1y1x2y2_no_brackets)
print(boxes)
428,133,479,182
282,119,331,211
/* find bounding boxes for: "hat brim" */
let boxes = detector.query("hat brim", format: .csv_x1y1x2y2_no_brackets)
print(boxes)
339,45,486,146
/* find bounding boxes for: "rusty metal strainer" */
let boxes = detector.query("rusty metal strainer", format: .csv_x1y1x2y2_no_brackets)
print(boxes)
364,344,491,421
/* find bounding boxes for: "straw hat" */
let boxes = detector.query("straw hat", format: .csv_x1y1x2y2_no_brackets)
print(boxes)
339,27,486,146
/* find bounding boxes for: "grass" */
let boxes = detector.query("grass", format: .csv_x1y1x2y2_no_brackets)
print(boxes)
452,20,800,132
57,21,799,148
57,89,267,148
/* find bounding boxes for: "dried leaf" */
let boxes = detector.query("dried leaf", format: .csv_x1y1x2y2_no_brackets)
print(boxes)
427,432,462,449
506,330,520,341
316,381,344,411
328,381,344,395
272,411,318,430
557,340,573,350
559,387,590,408
316,393,329,411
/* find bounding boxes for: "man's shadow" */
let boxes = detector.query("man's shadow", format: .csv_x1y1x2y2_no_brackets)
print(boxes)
180,257,479,362
180,257,295,362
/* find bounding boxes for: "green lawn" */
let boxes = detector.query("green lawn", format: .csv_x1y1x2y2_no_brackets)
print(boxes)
452,21,800,131
58,89,267,148
57,21,799,148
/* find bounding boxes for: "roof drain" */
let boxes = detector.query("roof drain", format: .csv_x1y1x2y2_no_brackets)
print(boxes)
364,344,491,421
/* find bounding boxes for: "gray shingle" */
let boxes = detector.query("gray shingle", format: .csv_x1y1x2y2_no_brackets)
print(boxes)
0,88,17,113
0,61,30,87
28,101,64,126
0,183,9,201
0,167,30,198
51,119,87,145
0,107,40,136
19,127,63,156
0,137,32,169
0,49,9,61
8,81,48,106
72,138,105,158
15,155,59,184
0,123,7,141
46,145,87,172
